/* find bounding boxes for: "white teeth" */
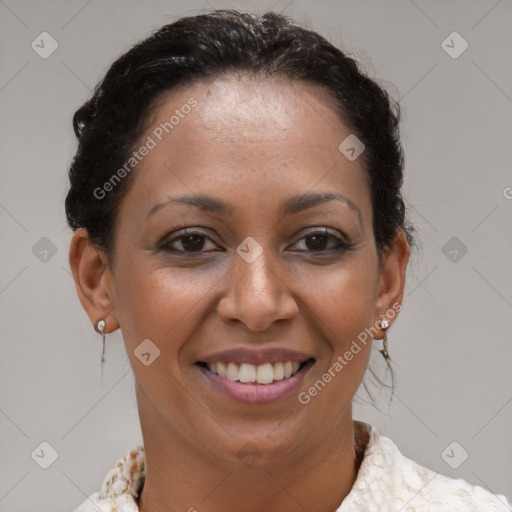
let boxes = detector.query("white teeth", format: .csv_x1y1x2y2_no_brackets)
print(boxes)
205,360,306,384
256,363,274,384
273,362,284,380
284,361,293,378
239,363,256,383
226,362,239,381
217,362,227,378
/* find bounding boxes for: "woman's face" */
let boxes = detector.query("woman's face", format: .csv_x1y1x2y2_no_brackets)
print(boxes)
75,75,409,467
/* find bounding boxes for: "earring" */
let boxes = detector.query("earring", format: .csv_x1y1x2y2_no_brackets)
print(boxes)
96,320,106,365
379,316,390,361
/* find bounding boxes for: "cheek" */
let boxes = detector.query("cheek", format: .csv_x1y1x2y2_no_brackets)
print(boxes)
297,266,376,411
293,255,378,402
112,256,227,351
295,257,378,337
112,263,223,410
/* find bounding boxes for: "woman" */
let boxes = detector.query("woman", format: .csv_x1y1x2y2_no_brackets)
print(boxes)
66,10,511,512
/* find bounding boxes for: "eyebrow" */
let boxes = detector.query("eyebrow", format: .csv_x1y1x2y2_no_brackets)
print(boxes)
147,191,363,227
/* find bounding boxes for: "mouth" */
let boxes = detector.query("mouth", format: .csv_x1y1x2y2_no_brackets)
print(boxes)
195,349,315,404
196,359,314,384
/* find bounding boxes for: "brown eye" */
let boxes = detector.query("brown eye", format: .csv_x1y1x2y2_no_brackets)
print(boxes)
178,234,208,252
289,228,354,253
158,229,219,253
304,233,330,251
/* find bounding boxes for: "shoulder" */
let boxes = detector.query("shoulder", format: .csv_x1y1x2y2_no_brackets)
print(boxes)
72,444,145,512
72,492,139,512
340,421,511,511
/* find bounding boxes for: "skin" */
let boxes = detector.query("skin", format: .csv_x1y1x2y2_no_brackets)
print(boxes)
69,75,410,512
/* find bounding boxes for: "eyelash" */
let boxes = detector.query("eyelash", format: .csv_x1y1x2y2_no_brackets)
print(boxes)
156,227,355,255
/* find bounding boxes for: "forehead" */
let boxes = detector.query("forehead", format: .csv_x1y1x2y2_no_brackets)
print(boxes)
119,75,371,224
188,75,340,139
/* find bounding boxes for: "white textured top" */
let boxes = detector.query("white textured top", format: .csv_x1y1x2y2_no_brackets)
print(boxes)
73,421,511,512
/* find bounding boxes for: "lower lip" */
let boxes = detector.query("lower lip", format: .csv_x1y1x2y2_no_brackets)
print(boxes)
198,362,314,405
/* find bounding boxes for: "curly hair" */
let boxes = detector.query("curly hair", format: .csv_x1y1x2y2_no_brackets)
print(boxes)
65,9,415,263
65,9,417,403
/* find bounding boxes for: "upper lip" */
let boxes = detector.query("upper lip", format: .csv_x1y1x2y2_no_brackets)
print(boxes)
197,347,314,365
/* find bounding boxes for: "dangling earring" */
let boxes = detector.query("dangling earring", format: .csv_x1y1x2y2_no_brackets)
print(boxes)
379,316,390,361
96,320,106,365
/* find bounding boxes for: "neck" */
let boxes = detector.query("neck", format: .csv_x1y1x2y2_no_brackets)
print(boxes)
137,399,365,512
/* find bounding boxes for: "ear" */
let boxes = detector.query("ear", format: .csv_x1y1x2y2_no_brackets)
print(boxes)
68,228,119,333
374,228,410,336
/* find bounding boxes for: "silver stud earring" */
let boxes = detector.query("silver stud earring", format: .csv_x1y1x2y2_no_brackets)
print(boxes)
97,320,106,365
379,316,390,361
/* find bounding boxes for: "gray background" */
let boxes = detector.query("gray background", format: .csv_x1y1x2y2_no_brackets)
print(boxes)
1,0,511,511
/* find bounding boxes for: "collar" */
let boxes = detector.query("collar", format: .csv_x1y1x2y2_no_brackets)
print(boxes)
76,420,511,511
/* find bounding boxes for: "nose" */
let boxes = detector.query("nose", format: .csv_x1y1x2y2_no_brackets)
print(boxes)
217,247,299,332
